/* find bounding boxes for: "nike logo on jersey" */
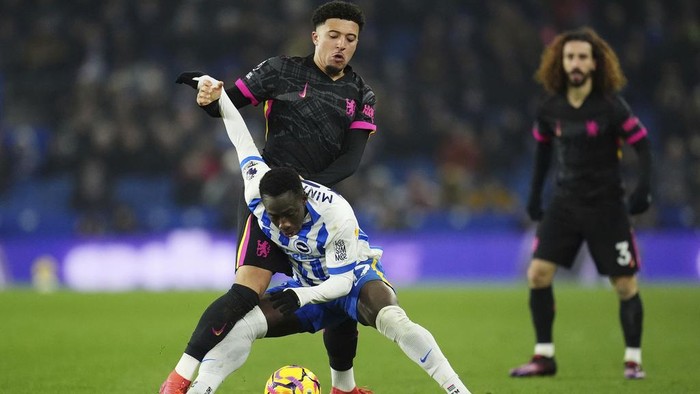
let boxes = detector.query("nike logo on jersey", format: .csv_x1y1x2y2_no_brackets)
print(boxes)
299,82,309,98
211,323,227,336
420,348,433,363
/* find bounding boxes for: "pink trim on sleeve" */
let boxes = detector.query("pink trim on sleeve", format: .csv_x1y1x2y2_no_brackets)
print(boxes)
622,116,639,132
235,215,253,268
350,121,377,131
626,127,647,144
235,78,259,106
264,100,273,119
532,125,550,142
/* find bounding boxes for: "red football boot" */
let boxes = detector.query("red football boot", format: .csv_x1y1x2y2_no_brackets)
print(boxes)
330,387,374,394
159,370,191,394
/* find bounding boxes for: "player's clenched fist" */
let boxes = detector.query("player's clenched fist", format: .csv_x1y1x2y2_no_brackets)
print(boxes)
174,71,223,106
196,77,223,107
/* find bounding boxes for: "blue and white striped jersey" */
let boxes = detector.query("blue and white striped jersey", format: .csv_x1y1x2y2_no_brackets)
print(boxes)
218,84,382,290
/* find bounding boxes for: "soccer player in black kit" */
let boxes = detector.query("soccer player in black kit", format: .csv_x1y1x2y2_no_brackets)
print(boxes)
509,27,652,380
161,2,376,394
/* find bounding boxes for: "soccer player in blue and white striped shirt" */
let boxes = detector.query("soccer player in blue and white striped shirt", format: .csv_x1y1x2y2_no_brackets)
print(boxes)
185,82,471,394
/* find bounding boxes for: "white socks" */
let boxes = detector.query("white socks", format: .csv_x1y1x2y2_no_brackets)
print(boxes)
534,343,642,365
174,353,200,381
187,306,268,394
624,347,642,364
186,305,473,394
330,366,357,392
534,343,555,358
376,305,471,394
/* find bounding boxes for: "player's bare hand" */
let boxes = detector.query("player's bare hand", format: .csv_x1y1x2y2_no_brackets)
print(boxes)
195,78,224,106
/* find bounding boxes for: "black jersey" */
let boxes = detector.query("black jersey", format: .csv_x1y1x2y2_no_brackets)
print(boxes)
532,93,648,202
234,55,376,180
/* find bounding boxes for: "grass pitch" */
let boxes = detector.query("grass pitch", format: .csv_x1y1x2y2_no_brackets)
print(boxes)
1,284,698,393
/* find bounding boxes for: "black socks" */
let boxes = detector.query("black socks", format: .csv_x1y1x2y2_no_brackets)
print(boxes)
530,286,555,343
185,283,260,360
620,292,643,347
323,318,359,371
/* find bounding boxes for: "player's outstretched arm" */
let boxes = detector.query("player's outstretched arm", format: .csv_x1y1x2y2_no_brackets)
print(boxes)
214,78,258,159
176,71,251,116
212,76,270,207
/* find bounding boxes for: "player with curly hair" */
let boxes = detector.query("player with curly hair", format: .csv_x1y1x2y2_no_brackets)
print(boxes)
509,27,652,380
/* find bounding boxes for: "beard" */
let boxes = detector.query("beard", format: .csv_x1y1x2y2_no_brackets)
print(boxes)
567,70,591,87
324,64,343,77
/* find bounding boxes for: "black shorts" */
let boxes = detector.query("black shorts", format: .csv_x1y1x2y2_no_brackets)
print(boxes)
234,191,292,276
533,196,641,276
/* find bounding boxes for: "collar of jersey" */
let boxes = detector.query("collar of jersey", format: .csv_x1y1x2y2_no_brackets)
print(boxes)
301,201,321,229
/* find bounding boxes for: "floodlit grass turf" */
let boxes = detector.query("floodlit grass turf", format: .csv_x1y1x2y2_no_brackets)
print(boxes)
1,284,699,393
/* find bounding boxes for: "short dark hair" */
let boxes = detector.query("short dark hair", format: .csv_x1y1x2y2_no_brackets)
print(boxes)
259,167,304,198
312,1,365,32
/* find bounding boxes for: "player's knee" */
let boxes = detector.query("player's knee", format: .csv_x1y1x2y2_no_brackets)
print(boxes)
527,259,555,288
222,284,260,320
611,275,638,300
234,266,273,295
376,305,411,342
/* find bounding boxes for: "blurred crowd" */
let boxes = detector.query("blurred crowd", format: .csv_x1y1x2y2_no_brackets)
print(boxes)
1,0,699,235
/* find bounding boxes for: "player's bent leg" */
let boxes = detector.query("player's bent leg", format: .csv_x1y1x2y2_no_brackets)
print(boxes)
184,281,261,360
375,305,471,394
187,307,268,394
160,282,262,393
356,280,398,327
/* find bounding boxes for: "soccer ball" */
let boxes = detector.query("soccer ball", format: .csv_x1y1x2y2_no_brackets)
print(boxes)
264,365,321,394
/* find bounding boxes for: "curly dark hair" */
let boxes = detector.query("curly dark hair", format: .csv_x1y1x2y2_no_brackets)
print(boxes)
534,27,627,95
312,1,365,31
259,167,304,198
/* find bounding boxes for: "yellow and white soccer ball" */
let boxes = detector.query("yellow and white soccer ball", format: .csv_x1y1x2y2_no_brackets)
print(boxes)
264,365,321,394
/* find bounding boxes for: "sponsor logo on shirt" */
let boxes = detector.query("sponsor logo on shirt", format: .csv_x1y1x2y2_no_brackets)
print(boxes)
334,240,347,261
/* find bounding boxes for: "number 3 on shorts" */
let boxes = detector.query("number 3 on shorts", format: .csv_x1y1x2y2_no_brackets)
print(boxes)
616,241,631,266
